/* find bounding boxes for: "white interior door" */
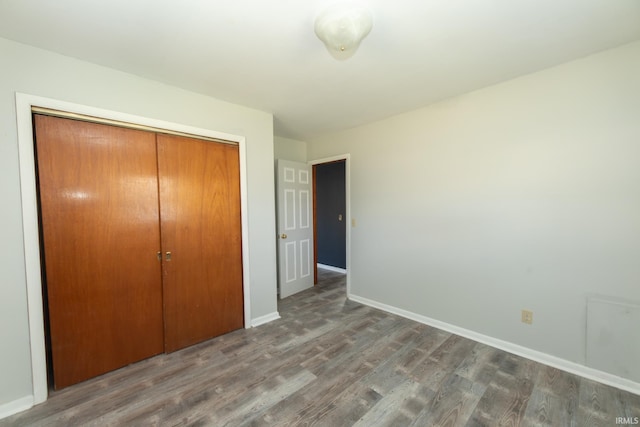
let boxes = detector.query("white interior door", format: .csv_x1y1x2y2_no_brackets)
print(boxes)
276,159,314,298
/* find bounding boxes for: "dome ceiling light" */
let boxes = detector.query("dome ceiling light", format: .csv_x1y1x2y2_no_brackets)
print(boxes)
314,3,373,60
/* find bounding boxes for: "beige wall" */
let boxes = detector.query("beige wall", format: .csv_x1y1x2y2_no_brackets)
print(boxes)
0,38,278,412
308,41,640,381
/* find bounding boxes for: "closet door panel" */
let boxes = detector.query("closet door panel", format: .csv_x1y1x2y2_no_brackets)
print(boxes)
157,134,244,352
35,115,164,389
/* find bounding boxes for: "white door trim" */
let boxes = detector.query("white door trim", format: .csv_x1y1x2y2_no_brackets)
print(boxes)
309,154,351,297
16,93,253,405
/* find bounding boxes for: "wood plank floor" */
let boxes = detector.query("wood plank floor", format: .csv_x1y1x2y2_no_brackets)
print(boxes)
3,269,639,426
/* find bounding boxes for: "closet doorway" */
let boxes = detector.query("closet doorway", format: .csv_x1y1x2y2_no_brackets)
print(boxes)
35,114,244,389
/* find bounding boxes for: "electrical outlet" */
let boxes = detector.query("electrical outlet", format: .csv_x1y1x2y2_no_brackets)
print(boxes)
521,309,533,325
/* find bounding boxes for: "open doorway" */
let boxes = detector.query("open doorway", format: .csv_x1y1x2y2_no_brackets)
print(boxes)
313,160,346,278
311,155,350,294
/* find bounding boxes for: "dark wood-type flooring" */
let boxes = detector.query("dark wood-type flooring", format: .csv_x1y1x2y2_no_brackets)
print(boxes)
3,269,639,426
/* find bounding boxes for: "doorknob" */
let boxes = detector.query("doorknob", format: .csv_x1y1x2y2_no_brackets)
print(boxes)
280,234,287,239
165,251,172,261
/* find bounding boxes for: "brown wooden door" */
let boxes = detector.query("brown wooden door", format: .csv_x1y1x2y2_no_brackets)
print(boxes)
35,115,165,389
157,134,244,352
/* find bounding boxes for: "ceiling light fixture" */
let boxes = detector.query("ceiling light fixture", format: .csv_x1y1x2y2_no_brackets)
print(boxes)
314,3,373,60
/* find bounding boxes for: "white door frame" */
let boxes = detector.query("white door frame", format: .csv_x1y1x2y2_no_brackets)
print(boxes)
309,154,351,297
16,93,253,405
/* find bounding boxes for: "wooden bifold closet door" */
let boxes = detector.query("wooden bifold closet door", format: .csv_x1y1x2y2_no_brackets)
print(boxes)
157,134,244,352
35,115,243,390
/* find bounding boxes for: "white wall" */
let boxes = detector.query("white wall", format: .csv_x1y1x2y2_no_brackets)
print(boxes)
274,136,307,162
308,41,640,381
0,38,278,412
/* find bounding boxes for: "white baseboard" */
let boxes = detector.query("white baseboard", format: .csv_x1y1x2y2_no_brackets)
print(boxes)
348,293,640,396
0,395,33,420
251,311,281,327
317,263,347,274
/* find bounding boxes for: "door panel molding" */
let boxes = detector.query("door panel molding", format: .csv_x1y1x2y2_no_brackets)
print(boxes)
284,189,296,230
299,190,311,229
285,241,297,283
300,239,312,278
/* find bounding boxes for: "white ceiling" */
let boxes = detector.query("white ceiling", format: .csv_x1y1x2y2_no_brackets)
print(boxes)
1,1,639,140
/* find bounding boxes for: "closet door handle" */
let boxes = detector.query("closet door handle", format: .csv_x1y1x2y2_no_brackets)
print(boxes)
165,251,172,261
157,251,162,261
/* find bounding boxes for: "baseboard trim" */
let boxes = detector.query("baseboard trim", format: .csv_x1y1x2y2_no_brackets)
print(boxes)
348,293,640,396
317,263,347,274
0,395,33,420
251,312,281,327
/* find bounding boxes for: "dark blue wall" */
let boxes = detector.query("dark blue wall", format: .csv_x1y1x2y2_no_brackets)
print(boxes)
316,161,346,269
